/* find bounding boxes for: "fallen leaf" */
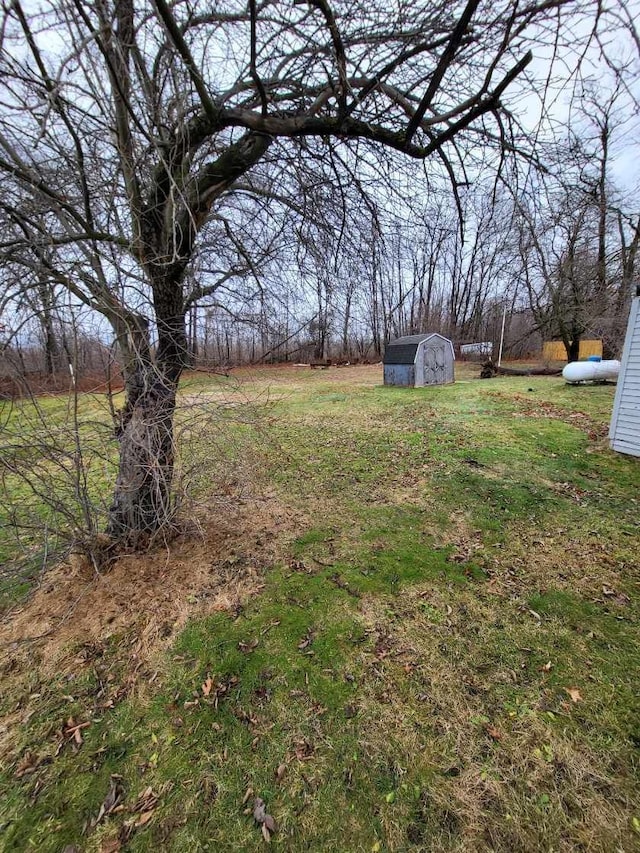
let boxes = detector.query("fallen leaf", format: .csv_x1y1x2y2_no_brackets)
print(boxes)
62,717,90,749
540,661,552,672
293,738,314,761
95,776,125,826
485,725,503,741
131,785,159,813
202,677,213,696
252,796,277,838
253,797,267,824
14,750,39,778
565,687,582,703
135,810,154,828
298,629,316,651
275,763,287,782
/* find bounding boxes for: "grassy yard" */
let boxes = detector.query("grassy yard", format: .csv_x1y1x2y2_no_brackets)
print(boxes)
0,364,638,852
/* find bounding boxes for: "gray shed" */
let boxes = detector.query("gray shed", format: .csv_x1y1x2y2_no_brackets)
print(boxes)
383,333,455,387
609,292,640,457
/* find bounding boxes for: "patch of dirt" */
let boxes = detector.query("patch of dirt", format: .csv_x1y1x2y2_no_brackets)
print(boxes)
0,490,305,676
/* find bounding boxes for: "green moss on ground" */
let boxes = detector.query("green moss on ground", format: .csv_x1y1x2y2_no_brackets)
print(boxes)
1,366,638,852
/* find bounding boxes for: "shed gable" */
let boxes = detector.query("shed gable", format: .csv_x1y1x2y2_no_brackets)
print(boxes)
383,344,420,365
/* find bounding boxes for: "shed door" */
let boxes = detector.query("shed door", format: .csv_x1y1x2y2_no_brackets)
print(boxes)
424,344,446,385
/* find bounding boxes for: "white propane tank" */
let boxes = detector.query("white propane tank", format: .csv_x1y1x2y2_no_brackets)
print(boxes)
562,360,620,384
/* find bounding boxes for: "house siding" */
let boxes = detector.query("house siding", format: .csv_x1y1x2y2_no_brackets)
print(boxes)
610,297,640,457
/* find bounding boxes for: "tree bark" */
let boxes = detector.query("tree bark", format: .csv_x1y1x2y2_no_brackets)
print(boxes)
480,361,562,378
107,373,178,544
567,337,580,361
107,273,187,543
37,279,60,376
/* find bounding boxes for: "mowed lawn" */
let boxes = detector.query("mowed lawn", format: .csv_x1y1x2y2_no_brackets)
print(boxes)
0,363,638,852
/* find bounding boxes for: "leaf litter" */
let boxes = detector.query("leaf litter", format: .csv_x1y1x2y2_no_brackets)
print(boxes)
252,796,277,843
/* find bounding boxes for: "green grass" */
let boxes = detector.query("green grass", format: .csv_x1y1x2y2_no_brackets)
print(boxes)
1,365,639,851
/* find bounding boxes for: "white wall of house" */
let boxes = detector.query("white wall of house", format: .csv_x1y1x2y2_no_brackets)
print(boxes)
610,296,640,457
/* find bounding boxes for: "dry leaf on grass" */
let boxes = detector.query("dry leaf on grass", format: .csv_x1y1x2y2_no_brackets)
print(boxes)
57,717,91,754
131,785,159,813
293,738,315,761
135,810,155,828
94,776,125,826
565,687,582,703
115,786,160,843
14,750,39,779
253,796,277,841
297,629,315,651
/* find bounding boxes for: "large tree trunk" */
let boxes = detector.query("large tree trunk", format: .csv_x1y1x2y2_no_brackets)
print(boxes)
567,337,580,361
42,317,60,376
107,271,186,544
37,280,60,376
480,361,562,378
107,374,178,543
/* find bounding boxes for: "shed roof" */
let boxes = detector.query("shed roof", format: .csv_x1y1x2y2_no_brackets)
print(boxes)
383,333,450,364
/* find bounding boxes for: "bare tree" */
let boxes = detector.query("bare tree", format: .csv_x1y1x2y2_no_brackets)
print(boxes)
512,78,640,362
0,0,632,545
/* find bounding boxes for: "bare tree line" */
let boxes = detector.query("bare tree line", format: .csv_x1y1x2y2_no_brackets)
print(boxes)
1,0,639,548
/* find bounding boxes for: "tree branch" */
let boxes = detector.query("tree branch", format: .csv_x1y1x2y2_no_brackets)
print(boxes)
405,0,482,144
152,0,222,125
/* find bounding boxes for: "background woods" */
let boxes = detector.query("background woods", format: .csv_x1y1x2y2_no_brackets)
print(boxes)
0,0,639,545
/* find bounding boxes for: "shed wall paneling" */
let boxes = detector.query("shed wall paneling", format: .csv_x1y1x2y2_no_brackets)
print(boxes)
610,297,640,457
383,364,415,386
